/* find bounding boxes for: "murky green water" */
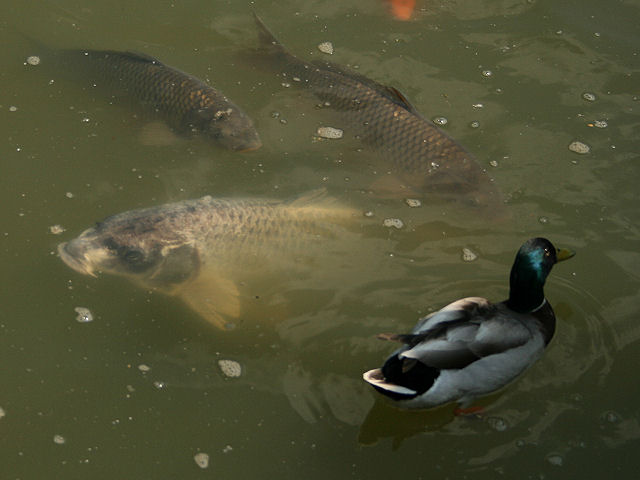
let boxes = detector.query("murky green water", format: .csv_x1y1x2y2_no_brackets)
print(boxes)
1,0,639,478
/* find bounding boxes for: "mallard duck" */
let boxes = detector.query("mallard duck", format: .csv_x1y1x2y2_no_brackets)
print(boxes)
363,237,575,410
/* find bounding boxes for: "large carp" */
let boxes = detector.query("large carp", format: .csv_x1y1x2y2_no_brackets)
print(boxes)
46,48,261,151
57,190,366,330
254,15,504,215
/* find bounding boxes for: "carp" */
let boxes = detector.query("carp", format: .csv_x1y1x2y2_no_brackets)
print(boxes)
58,190,365,329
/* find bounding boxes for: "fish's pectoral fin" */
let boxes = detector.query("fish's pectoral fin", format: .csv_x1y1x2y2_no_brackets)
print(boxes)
147,243,200,289
368,175,420,198
139,121,181,146
177,271,241,330
180,108,213,131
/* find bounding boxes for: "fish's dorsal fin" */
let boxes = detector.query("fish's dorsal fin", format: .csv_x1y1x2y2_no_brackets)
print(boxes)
253,15,419,115
177,270,241,330
382,86,419,114
253,12,288,56
117,50,164,65
311,60,419,113
122,50,163,64
311,60,388,91
286,188,358,218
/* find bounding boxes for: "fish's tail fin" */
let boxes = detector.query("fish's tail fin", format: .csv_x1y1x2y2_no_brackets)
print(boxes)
17,31,50,55
18,32,64,74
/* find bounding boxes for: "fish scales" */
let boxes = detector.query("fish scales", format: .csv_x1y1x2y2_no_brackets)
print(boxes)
106,198,336,251
288,64,484,191
254,15,504,213
51,49,261,151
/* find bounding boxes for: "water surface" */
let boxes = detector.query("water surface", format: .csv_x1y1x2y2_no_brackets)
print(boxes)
1,0,639,478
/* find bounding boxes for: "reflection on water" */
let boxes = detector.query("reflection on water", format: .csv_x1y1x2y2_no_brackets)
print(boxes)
1,0,640,478
136,268,621,468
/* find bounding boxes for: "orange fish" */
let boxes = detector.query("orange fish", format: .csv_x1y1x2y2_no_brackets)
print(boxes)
387,0,416,21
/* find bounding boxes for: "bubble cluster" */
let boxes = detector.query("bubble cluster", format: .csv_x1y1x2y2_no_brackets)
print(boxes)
317,41,334,55
218,359,242,378
316,126,343,139
601,410,621,423
568,141,590,154
74,307,93,323
546,454,564,467
383,218,404,229
487,416,508,431
461,248,478,262
194,452,209,469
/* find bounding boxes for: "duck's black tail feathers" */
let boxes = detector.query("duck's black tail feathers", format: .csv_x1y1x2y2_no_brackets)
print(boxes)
380,355,439,399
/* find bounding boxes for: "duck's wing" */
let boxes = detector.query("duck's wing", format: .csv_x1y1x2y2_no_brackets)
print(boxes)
411,297,491,333
387,298,533,370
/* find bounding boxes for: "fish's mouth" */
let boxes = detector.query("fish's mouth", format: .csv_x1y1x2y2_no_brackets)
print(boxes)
236,143,262,153
57,241,97,277
232,136,262,152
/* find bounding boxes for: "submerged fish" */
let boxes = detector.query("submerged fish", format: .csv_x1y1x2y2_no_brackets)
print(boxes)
48,49,261,151
57,190,363,330
386,0,417,21
254,15,503,214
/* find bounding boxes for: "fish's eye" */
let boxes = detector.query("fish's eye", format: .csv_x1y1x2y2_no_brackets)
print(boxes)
122,249,144,264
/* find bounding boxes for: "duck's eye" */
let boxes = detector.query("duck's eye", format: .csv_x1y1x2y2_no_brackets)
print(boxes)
544,248,551,257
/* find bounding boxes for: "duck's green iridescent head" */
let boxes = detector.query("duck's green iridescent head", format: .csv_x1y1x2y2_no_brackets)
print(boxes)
507,237,575,313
